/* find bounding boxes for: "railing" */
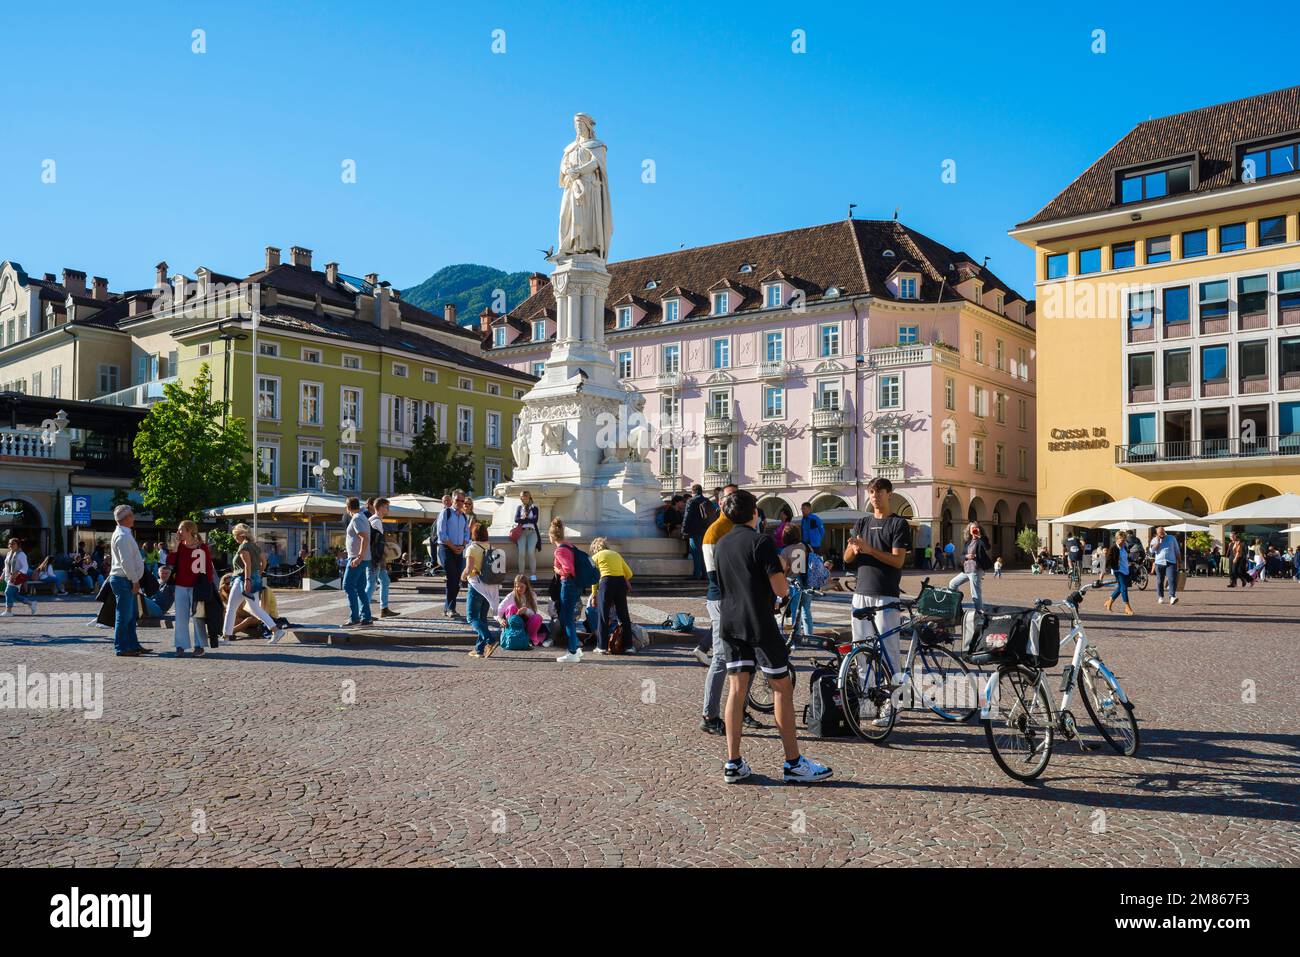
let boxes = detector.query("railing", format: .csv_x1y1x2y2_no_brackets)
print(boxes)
69,443,137,476
702,469,734,487
759,359,791,378
868,344,960,369
0,427,68,460
656,371,682,389
810,407,851,430
91,376,177,407
703,415,737,437
760,469,786,486
809,464,846,485
873,463,904,481
1116,433,1300,466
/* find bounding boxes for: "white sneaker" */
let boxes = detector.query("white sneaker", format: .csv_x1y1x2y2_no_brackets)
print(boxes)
1170,596,1179,605
0,611,9,617
723,758,752,784
268,627,285,644
556,651,582,663
783,755,833,784
541,638,554,648
1157,597,1164,604
871,704,895,728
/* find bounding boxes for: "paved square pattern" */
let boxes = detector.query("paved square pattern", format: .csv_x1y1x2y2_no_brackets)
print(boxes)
1,571,1296,866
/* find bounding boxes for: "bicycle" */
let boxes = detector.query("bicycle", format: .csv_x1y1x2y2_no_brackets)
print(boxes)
978,579,1140,782
836,583,986,743
1130,559,1150,591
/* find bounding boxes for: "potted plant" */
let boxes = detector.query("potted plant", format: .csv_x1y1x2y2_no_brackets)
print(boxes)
303,554,342,591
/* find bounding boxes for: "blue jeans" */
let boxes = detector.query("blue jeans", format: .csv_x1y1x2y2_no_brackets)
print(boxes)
689,537,705,579
788,581,814,638
4,583,26,611
948,569,985,609
343,560,372,623
1155,563,1177,599
467,586,494,653
367,563,390,608
109,576,141,653
1109,571,1130,605
558,579,581,654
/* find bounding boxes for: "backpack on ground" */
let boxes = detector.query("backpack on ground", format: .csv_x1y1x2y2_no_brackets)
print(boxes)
630,623,651,650
479,546,506,585
668,612,695,634
500,614,532,651
804,666,852,737
608,622,625,655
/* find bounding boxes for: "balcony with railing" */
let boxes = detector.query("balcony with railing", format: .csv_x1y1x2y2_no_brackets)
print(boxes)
659,474,683,495
90,376,177,408
1116,433,1300,470
868,343,960,369
760,468,786,487
809,464,847,485
702,469,734,487
759,359,791,379
656,371,683,390
703,414,738,437
810,406,851,431
0,427,70,461
873,462,904,482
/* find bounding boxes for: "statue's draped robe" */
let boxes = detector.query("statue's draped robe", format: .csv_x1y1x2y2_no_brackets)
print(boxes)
558,138,613,258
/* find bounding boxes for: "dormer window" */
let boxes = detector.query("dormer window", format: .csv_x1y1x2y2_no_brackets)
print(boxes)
824,286,841,298
1240,138,1300,183
972,282,984,305
493,326,507,348
1118,159,1193,204
739,263,754,274
712,291,729,316
644,279,658,290
764,284,783,308
616,306,632,329
995,294,1005,315
531,320,546,342
663,298,679,323
898,276,918,300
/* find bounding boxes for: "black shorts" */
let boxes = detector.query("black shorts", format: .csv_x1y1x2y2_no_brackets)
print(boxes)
722,627,789,679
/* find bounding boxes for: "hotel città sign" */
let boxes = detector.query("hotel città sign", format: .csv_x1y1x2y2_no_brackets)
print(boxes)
1048,427,1110,451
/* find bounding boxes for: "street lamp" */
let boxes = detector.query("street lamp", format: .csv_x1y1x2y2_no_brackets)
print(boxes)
312,458,345,494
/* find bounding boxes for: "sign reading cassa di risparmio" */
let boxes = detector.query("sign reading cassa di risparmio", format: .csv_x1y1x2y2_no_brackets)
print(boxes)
1048,427,1109,451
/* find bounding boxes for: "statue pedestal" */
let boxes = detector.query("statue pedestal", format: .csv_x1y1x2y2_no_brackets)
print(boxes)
489,255,670,547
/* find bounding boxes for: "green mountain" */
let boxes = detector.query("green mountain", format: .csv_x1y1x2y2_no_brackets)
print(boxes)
401,264,533,326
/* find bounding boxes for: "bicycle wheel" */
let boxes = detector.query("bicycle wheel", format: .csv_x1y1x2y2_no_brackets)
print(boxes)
1079,659,1140,756
1134,565,1150,590
746,663,795,715
912,642,979,721
839,646,896,742
983,665,1054,781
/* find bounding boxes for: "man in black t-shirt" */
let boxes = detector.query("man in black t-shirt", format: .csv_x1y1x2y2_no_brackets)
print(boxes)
1065,532,1084,574
843,477,912,727
715,488,832,786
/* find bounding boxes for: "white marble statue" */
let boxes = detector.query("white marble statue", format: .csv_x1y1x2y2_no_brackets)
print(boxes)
558,113,613,259
511,425,531,472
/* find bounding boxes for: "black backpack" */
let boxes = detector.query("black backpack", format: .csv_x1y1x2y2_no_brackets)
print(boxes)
804,666,852,737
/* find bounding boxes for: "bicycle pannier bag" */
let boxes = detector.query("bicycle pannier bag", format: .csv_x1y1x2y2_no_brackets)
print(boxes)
918,585,963,624
803,667,851,737
1026,611,1061,668
962,609,1030,664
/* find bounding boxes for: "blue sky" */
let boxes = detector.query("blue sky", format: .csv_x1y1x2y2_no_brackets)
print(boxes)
4,1,1298,302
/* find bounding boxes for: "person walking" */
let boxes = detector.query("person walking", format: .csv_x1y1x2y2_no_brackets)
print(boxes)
223,523,285,642
1103,530,1135,615
107,505,151,655
367,498,400,619
340,499,373,628
1227,531,1252,588
700,484,761,733
588,537,634,654
943,540,956,570
512,490,541,581
437,491,470,618
993,555,1004,578
2,538,37,616
549,519,583,662
844,477,913,727
714,488,832,785
948,522,992,610
166,520,216,656
1148,525,1181,605
682,484,713,581
463,522,500,658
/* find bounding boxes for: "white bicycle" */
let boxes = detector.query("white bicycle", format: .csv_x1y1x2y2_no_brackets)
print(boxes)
979,579,1140,782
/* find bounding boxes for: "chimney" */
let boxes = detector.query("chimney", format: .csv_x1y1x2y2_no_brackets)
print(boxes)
154,261,168,288
325,262,339,285
129,297,147,318
374,286,391,331
479,307,495,335
43,272,56,283
290,246,312,269
528,272,548,296
364,272,379,288
265,246,281,271
62,269,87,295
444,303,458,325
91,276,108,300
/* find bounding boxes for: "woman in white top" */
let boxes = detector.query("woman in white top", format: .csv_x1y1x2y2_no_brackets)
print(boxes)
2,537,37,615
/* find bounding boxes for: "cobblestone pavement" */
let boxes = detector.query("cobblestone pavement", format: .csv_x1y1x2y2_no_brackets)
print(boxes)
1,571,1296,867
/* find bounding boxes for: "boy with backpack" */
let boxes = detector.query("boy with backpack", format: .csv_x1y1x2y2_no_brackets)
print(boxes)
549,518,600,662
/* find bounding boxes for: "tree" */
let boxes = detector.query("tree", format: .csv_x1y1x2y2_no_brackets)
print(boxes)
1016,527,1041,561
397,417,475,496
132,363,256,526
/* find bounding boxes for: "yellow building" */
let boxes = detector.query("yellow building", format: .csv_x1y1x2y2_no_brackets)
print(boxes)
1012,86,1300,550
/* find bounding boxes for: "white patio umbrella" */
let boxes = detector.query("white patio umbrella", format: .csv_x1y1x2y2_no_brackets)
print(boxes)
205,493,349,519
1050,496,1200,528
1100,521,1150,532
1166,522,1209,533
385,493,446,559
1203,492,1300,524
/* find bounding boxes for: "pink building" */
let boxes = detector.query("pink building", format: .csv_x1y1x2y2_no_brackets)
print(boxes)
484,219,1037,560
